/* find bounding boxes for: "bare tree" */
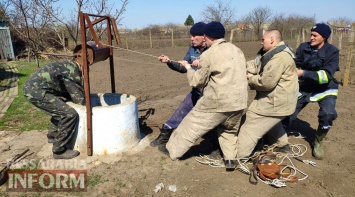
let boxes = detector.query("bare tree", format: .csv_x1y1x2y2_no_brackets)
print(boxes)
287,14,314,39
0,0,11,15
270,13,314,40
7,0,55,60
33,0,70,52
243,6,272,40
200,0,236,25
2,0,129,60
84,0,128,40
329,17,352,27
270,13,287,36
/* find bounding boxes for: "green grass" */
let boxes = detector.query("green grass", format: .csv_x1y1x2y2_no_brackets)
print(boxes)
87,174,101,187
0,60,51,131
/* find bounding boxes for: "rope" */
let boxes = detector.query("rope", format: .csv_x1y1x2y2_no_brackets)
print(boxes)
195,143,315,188
195,154,251,174
101,43,180,63
287,132,305,139
195,154,224,167
102,43,158,58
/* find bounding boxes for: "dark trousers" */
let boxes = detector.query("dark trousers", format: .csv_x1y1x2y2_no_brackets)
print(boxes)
163,90,220,151
26,93,79,154
285,95,337,129
163,90,200,130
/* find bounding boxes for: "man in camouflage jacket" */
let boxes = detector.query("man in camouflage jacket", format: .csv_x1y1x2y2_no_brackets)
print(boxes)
23,59,84,159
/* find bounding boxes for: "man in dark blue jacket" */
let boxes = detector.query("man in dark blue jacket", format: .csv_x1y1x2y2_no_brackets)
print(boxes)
285,23,340,160
150,22,207,147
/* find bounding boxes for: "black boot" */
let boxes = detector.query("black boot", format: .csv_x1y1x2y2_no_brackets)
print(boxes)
150,127,173,147
312,126,329,160
224,160,236,172
273,144,291,154
53,149,80,159
48,138,55,143
158,144,170,156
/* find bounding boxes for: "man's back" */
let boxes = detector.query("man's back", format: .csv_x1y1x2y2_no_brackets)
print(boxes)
23,60,84,104
192,39,248,112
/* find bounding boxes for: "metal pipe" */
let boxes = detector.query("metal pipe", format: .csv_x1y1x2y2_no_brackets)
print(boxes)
79,11,93,156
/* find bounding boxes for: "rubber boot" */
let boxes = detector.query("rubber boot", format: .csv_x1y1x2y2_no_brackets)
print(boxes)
312,126,329,160
150,126,174,147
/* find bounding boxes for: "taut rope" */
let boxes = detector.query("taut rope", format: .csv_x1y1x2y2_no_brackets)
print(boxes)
101,43,179,63
101,43,159,58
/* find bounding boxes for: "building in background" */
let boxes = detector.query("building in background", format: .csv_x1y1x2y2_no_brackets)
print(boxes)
0,18,15,61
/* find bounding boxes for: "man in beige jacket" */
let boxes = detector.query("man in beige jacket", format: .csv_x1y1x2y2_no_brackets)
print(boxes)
158,21,248,171
236,29,299,159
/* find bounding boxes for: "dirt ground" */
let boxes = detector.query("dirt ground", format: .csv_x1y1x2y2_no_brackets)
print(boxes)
1,40,355,196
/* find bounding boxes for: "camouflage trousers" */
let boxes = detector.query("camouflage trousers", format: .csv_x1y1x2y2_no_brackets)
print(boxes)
25,93,79,154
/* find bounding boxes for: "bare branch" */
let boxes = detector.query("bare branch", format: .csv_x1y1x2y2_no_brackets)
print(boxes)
200,0,236,25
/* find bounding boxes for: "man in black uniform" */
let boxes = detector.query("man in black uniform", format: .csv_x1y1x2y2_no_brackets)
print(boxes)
284,23,340,160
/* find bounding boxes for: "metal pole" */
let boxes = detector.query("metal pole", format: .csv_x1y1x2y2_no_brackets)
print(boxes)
79,12,93,156
107,18,116,93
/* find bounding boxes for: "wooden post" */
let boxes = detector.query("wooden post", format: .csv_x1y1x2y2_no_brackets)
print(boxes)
149,28,152,48
296,34,300,49
338,33,342,50
302,28,305,43
329,26,333,44
343,22,355,86
171,29,174,47
229,29,236,43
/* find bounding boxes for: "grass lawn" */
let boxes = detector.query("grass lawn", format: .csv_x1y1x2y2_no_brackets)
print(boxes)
0,60,51,131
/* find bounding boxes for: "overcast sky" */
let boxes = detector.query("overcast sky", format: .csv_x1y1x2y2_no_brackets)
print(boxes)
59,0,355,29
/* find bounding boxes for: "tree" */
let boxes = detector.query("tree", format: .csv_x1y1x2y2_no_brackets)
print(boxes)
6,0,53,60
85,0,129,40
3,0,129,58
270,13,315,39
270,13,287,36
200,0,236,25
328,17,352,27
243,6,272,40
184,14,194,26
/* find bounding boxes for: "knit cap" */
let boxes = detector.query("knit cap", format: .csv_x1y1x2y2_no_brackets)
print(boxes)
190,22,206,36
204,21,225,39
311,23,331,39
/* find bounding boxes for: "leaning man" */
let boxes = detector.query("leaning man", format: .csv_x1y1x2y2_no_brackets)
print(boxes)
159,21,248,171
23,56,86,159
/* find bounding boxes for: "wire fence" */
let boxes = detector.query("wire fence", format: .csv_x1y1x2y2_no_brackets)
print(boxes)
111,28,353,51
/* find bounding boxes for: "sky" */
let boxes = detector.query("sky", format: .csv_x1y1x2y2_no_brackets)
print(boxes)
59,0,355,29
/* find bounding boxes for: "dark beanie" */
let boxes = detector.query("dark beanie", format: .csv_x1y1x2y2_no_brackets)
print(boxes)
204,21,225,39
311,23,331,39
190,22,206,36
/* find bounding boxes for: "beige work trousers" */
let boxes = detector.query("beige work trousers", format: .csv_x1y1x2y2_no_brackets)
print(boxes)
236,110,289,159
166,109,244,160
